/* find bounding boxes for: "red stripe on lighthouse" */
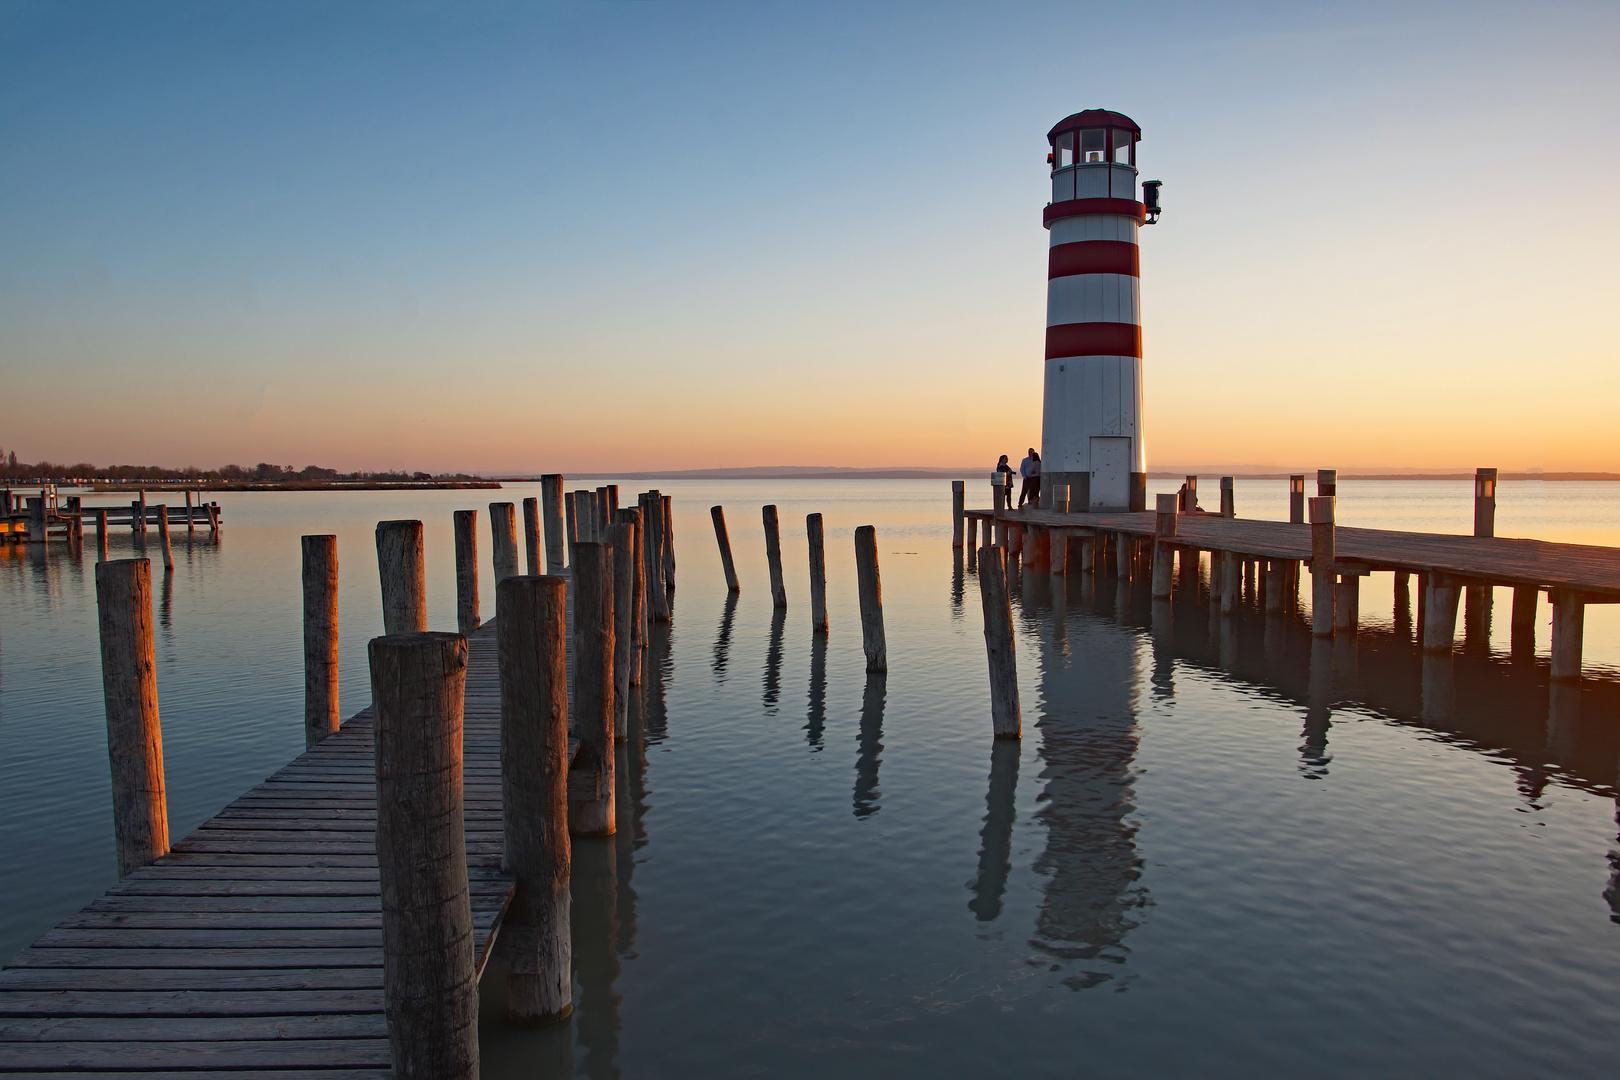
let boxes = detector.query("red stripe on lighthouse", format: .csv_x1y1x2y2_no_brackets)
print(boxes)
1048,241,1139,279
1045,322,1143,359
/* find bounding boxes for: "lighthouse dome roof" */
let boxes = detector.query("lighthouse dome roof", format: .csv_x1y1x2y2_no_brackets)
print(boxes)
1047,109,1141,139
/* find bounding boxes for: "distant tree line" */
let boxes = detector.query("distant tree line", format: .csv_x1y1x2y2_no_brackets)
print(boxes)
0,446,479,484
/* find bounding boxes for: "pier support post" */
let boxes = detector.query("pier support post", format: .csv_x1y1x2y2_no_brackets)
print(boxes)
95,508,109,562
453,510,480,635
541,475,565,574
1550,590,1585,682
185,490,194,535
711,505,740,592
1220,476,1235,518
662,495,675,590
522,498,542,576
807,513,829,632
1309,496,1335,637
966,515,978,552
490,503,520,587
1290,475,1306,524
977,544,1020,738
1220,551,1239,613
608,522,635,740
1151,495,1176,599
369,631,477,1080
95,558,169,879
156,506,174,571
952,481,966,547
496,575,571,1025
376,520,427,635
301,535,340,748
570,542,616,837
1049,530,1068,576
615,508,646,685
1265,560,1286,614
1422,576,1461,652
854,525,887,673
763,505,788,608
1080,536,1095,573
642,494,670,622
1510,586,1537,656
1336,573,1359,633
564,492,579,567
136,490,147,534
1115,531,1131,579
1474,468,1498,538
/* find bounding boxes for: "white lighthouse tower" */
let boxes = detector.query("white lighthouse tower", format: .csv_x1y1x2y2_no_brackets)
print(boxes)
1040,109,1159,513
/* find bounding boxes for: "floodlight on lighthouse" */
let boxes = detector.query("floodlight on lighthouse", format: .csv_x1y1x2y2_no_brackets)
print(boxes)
1039,108,1156,514
1142,180,1163,224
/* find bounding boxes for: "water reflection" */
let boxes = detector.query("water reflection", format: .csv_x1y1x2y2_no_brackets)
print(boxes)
711,592,738,683
1301,638,1333,776
967,739,1019,922
762,608,785,713
804,632,826,751
852,673,885,819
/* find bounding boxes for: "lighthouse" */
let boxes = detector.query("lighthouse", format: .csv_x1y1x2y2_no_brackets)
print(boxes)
1040,109,1159,513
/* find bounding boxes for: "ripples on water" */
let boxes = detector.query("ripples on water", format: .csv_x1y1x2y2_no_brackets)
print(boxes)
3,480,1619,1077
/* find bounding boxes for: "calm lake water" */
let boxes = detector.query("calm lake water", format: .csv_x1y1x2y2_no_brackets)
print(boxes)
3,478,1619,1077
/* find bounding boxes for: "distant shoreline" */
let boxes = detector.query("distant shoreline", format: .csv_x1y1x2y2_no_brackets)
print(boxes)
77,480,502,492
539,468,1620,483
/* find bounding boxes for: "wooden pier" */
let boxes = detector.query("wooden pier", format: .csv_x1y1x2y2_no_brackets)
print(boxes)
0,620,569,1075
2,487,220,544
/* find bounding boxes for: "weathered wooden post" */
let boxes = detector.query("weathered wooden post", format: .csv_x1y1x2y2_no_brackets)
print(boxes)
541,474,566,573
1220,551,1239,613
156,505,175,571
593,487,610,536
137,489,147,534
991,473,1005,514
1049,529,1068,576
1115,531,1132,579
1220,476,1235,518
302,535,340,748
1336,573,1360,632
807,512,829,632
608,522,635,739
1290,475,1306,524
977,544,1020,739
26,496,46,544
1183,475,1198,510
1473,468,1498,537
1309,496,1335,637
496,575,572,1025
564,492,579,567
854,525,887,672
490,502,520,587
1510,586,1538,655
952,480,966,548
711,505,740,592
185,490,195,535
643,494,670,622
369,631,478,1080
95,508,109,562
1317,470,1337,498
522,497,543,576
1151,494,1176,599
763,504,788,608
1422,575,1461,652
615,507,646,685
376,520,427,635
1080,536,1096,573
661,494,675,589
966,515,978,552
206,501,221,537
570,542,616,836
453,510,479,635
66,495,82,545
1550,590,1584,681
95,558,170,879
1265,560,1287,614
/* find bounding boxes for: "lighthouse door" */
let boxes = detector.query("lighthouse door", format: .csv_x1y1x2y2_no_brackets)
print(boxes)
1089,437,1131,511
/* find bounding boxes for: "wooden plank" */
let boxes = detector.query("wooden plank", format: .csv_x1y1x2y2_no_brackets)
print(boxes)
0,1039,391,1069
0,968,383,992
0,1013,386,1041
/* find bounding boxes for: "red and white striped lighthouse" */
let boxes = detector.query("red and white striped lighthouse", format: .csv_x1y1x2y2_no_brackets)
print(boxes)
1040,109,1159,513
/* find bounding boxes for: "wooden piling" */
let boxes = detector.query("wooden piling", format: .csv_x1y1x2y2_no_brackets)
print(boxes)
137,490,147,534
1336,574,1360,632
495,575,572,1024
301,535,340,749
1290,475,1306,524
807,512,829,633
368,631,477,1080
966,515,978,552
1550,589,1584,681
570,542,616,837
490,502,521,591
94,558,170,880
1422,576,1461,652
711,505,740,592
185,490,194,534
662,495,675,589
376,520,428,635
1265,560,1286,614
564,492,579,568
1115,531,1131,579
1309,496,1335,637
1510,585,1537,654
643,494,670,623
541,475,566,574
593,487,610,536
854,525,887,672
952,480,966,548
1474,468,1498,538
1220,476,1235,518
523,497,543,576
977,544,1020,739
1049,529,1068,576
1317,469,1337,498
95,508,109,562
763,504,788,608
1151,494,1176,598
1220,551,1239,613
615,508,646,685
609,522,635,740
156,506,174,571
453,510,480,635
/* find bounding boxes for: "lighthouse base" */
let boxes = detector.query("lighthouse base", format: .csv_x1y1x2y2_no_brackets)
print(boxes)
1042,471,1146,514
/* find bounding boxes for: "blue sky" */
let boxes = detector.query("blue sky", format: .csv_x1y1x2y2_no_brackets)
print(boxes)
2,1,1616,471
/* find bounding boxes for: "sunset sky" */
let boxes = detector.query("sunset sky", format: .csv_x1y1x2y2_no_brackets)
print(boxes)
2,1,1616,474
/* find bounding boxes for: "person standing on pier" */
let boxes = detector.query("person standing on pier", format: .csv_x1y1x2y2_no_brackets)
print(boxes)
1017,449,1041,510
996,455,1016,505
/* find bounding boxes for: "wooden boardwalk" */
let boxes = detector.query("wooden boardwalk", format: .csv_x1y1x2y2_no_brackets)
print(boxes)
968,508,1620,600
0,620,519,1076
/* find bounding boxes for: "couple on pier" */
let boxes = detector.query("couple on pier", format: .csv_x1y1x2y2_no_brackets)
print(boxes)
997,448,1040,510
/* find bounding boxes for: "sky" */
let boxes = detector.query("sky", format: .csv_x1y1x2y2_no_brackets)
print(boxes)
1,0,1617,474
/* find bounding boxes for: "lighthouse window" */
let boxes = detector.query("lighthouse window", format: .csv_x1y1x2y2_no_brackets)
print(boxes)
1111,129,1134,166
1055,131,1074,168
1079,128,1106,163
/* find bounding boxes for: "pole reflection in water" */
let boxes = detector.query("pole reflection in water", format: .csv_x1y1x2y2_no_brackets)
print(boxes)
852,673,885,819
711,592,737,684
1420,653,1454,727
951,548,965,614
570,836,620,1080
1301,638,1333,777
762,608,785,713
159,568,174,638
804,631,827,751
1150,599,1173,701
968,739,1020,922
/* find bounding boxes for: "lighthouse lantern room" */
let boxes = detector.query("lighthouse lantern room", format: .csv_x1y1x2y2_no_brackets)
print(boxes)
1040,109,1157,513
